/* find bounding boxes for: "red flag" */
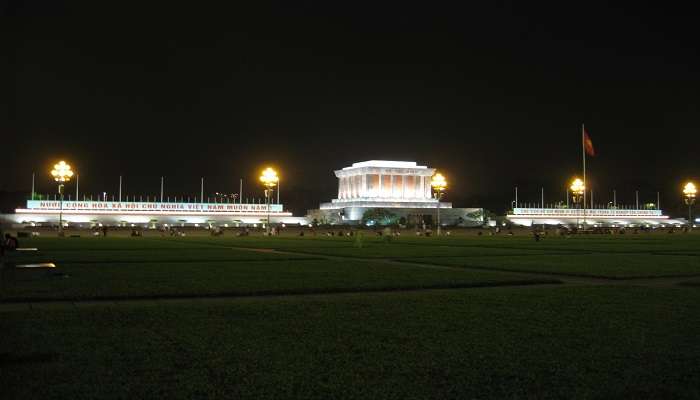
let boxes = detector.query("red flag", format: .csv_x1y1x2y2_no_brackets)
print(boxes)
583,129,595,157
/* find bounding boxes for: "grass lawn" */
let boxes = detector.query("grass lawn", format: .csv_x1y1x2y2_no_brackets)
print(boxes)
3,247,316,264
14,237,228,251
21,234,698,257
4,239,569,264
679,277,700,287
3,234,700,398
411,253,700,279
393,234,700,254
251,244,571,259
0,258,556,301
2,285,699,399
169,234,700,256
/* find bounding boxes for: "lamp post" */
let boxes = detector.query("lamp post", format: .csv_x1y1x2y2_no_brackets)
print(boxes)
259,167,279,236
683,182,696,230
570,178,585,228
430,172,447,236
50,161,74,237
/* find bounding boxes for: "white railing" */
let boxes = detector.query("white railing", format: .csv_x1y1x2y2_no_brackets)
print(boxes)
25,200,286,214
511,207,663,217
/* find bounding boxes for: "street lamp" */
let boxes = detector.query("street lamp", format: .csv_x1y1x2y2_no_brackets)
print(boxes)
259,167,279,236
683,182,696,230
50,161,74,236
430,172,447,236
570,178,585,228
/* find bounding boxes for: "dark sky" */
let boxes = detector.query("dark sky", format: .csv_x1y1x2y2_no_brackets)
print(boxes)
3,1,699,214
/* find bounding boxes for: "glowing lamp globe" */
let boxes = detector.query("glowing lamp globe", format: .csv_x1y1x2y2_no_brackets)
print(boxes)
260,167,279,189
570,178,585,195
431,173,447,193
51,161,74,183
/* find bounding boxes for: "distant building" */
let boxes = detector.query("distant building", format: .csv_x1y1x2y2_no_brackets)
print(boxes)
311,160,483,226
1,161,487,229
506,207,685,227
1,200,308,228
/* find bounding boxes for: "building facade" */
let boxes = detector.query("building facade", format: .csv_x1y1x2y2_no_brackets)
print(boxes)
2,200,308,228
314,160,483,226
331,160,438,205
506,207,684,227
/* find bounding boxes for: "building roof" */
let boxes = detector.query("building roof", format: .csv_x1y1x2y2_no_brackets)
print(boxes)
342,160,427,170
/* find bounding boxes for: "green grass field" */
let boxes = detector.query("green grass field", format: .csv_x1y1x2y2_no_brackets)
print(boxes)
2,233,700,399
414,253,700,278
0,258,556,301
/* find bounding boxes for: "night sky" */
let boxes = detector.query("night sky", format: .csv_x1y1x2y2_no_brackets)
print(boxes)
4,1,699,214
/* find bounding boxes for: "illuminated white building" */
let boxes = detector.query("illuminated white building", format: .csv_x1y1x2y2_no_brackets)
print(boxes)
2,200,308,228
322,160,450,209
316,160,482,225
506,207,684,227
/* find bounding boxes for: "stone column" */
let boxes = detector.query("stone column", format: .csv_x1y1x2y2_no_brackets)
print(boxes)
362,174,367,198
378,173,383,197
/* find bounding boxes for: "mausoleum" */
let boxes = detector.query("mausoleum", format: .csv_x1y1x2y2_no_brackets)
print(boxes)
313,160,483,226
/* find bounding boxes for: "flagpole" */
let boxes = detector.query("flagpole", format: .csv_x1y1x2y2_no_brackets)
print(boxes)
582,123,587,228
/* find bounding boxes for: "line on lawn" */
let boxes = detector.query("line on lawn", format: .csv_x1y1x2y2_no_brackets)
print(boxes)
149,237,353,250
156,245,693,284
218,245,700,283
152,237,585,255
216,246,700,285
2,257,322,266
417,262,700,281
153,237,600,258
272,250,595,258
195,244,700,284
152,237,677,258
1,279,562,307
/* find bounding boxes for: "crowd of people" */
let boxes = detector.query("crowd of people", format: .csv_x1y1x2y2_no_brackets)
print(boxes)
0,223,694,247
